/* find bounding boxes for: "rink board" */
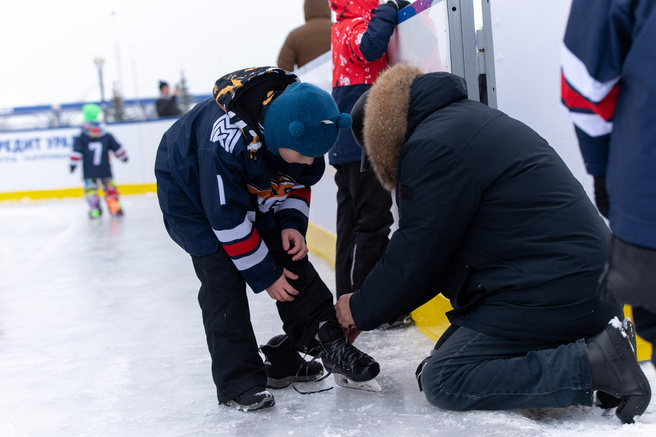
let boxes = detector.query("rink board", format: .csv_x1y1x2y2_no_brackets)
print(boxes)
0,118,174,197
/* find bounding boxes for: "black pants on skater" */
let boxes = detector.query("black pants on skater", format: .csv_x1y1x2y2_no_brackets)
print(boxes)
334,162,393,297
191,229,335,404
633,307,656,365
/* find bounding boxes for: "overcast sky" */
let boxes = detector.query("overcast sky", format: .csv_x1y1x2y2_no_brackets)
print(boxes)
0,0,308,108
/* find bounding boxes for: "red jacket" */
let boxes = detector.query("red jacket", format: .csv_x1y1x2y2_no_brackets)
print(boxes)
330,0,390,87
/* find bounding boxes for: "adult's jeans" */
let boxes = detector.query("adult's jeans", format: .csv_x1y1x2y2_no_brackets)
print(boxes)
420,325,594,411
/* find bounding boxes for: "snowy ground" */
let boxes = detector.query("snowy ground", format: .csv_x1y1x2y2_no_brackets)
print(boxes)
1,194,655,437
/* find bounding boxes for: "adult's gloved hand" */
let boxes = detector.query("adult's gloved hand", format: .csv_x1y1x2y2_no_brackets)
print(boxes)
385,0,411,11
593,175,609,219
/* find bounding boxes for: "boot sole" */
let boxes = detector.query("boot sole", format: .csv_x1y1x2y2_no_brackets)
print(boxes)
322,359,380,383
604,322,652,423
224,397,275,412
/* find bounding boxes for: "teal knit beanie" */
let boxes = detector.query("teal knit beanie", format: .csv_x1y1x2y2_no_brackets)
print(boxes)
263,82,352,157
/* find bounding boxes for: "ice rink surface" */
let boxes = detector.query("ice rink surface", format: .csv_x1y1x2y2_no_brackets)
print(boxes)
1,194,655,437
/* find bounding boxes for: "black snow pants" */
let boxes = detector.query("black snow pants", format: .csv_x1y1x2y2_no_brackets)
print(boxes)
334,162,394,297
191,229,335,404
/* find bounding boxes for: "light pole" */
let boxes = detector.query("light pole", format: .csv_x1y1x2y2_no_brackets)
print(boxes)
93,57,107,122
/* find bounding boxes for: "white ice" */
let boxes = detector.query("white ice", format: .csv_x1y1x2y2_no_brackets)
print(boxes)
1,194,655,437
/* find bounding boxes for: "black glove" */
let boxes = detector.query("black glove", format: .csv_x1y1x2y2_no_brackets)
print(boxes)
593,175,609,219
385,0,411,11
69,165,76,173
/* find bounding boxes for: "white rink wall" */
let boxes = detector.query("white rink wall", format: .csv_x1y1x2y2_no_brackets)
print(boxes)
0,118,177,194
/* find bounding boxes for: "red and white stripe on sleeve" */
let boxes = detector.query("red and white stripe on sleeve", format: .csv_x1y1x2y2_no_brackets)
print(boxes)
274,185,311,217
213,212,269,272
70,151,82,168
561,43,619,138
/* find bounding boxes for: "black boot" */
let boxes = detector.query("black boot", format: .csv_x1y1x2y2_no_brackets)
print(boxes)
586,317,651,423
595,317,638,409
260,334,324,389
316,321,380,383
223,386,274,412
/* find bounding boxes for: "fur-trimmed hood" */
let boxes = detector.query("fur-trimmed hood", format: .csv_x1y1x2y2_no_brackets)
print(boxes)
363,64,468,191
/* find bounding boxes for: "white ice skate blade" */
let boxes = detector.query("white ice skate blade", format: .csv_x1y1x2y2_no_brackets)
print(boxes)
333,374,382,392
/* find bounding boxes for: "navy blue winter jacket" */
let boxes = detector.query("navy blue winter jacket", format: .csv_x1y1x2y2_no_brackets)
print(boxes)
350,69,620,343
562,0,656,249
154,68,326,292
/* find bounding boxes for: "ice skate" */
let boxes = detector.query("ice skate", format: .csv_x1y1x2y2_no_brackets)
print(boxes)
333,372,382,392
89,207,102,219
106,197,123,216
223,386,274,412
260,334,324,389
316,321,381,392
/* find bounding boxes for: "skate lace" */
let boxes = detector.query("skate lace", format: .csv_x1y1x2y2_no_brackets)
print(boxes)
292,354,333,395
321,335,366,371
292,328,365,395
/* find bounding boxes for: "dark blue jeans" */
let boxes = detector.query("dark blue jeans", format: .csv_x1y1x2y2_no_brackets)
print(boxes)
420,325,594,411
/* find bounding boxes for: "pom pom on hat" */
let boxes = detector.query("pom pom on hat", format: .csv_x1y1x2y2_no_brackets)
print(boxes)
264,82,352,157
82,103,101,122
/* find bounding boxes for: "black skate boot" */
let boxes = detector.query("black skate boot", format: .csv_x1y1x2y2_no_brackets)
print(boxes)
316,321,381,391
223,386,274,412
586,317,651,423
260,334,324,389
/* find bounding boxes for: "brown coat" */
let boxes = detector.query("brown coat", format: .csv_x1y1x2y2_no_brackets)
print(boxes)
277,0,332,71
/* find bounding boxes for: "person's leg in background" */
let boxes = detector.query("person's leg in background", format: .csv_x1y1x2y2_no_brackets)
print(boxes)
334,162,393,296
334,163,357,298
347,163,393,293
632,306,656,367
84,178,101,218
101,177,123,216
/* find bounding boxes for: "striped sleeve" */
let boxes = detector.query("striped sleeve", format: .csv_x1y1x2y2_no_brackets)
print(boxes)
274,185,312,236
108,134,128,162
114,146,128,161
561,0,632,176
70,135,83,169
561,44,619,138
202,147,282,293
273,157,325,235
213,213,281,293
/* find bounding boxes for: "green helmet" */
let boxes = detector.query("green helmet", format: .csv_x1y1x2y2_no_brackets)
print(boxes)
82,103,101,122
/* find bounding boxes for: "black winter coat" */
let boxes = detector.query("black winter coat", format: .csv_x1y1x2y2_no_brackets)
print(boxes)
350,67,620,343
